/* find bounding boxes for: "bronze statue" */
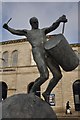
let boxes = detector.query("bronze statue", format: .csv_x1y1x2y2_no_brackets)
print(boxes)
3,15,68,103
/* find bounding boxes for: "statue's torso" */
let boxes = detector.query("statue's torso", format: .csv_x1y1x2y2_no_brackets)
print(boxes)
26,29,47,48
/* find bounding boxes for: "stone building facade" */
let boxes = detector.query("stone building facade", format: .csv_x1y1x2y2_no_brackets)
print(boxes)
0,37,80,115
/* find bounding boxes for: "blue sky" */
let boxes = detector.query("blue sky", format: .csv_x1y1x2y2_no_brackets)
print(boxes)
1,1,80,43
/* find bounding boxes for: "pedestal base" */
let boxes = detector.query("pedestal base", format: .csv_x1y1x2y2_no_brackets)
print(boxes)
2,93,57,119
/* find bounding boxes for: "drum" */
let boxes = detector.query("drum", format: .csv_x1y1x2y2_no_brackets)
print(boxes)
45,34,79,72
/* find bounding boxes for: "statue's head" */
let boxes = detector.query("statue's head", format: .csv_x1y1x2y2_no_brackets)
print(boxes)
29,17,39,29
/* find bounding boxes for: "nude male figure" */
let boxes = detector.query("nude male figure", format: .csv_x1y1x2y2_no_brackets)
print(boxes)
3,15,67,102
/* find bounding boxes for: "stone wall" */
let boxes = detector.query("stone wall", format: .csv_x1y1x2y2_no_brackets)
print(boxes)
0,38,80,114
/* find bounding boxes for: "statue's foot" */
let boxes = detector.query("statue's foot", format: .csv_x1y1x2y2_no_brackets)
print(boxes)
29,90,33,93
42,92,50,105
29,89,36,95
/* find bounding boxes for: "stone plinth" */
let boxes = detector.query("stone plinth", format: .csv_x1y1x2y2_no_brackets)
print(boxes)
2,93,57,119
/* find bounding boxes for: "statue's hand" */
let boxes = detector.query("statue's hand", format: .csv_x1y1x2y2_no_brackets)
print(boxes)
59,15,68,23
3,23,8,29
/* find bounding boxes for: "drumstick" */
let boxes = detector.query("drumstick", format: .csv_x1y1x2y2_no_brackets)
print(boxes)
62,22,65,34
6,18,12,24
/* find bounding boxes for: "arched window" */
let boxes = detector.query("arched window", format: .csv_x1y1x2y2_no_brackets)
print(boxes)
73,80,80,111
2,51,8,67
0,81,8,101
12,50,18,66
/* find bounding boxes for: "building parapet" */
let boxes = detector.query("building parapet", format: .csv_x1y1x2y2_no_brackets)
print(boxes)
0,36,80,47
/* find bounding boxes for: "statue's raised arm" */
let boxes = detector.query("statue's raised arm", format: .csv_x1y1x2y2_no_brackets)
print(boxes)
3,19,27,36
45,15,68,34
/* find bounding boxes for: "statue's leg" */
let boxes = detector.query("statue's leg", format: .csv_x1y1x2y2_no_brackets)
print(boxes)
30,48,49,93
42,57,62,101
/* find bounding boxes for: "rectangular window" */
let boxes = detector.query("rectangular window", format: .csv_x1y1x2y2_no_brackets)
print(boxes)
75,95,80,104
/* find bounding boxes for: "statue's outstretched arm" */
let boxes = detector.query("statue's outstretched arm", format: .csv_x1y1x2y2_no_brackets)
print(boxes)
3,23,27,36
45,15,67,34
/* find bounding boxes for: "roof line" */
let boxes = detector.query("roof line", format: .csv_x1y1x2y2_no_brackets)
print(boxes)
0,38,27,45
0,36,80,47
